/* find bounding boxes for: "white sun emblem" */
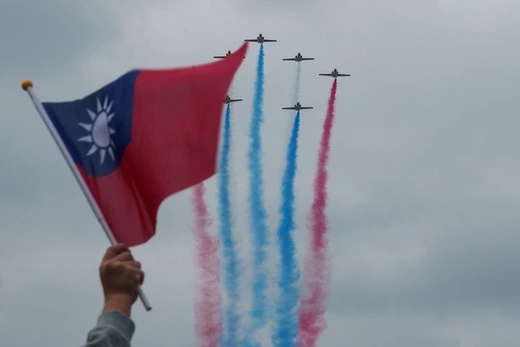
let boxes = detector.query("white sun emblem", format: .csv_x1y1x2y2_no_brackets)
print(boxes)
77,96,116,164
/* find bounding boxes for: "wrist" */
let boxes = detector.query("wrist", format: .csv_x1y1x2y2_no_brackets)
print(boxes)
102,293,134,317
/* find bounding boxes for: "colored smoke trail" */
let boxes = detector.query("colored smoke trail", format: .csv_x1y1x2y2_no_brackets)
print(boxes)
218,104,242,346
191,182,223,347
244,44,270,346
272,112,302,347
298,79,337,347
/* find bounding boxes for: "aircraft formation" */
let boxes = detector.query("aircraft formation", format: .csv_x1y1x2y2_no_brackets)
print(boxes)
224,95,242,104
282,102,313,111
218,33,350,108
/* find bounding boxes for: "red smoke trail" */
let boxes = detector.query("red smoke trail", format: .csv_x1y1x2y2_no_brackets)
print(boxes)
298,79,337,347
191,182,222,347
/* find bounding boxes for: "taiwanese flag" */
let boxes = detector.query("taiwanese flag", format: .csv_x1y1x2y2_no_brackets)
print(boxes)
42,43,248,246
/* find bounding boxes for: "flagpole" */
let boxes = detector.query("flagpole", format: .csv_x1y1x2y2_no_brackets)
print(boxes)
21,80,152,312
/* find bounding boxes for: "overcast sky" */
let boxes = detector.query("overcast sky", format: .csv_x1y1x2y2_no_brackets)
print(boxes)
2,0,520,346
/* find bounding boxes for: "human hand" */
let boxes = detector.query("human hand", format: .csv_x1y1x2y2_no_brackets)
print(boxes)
99,243,145,316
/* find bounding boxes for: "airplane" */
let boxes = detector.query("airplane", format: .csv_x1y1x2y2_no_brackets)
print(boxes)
224,95,243,104
319,68,350,78
283,52,314,62
244,33,277,44
214,50,232,59
282,102,313,111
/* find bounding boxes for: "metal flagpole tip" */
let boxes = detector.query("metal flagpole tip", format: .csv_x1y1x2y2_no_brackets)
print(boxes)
21,80,33,90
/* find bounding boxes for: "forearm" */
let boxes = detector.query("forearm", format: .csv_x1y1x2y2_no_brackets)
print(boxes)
102,294,134,317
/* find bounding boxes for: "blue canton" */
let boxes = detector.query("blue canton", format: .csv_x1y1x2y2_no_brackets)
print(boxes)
43,71,139,177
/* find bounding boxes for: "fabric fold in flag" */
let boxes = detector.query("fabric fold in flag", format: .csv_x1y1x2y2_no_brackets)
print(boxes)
42,43,248,246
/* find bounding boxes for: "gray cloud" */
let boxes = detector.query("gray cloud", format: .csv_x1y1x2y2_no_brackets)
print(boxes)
0,0,121,77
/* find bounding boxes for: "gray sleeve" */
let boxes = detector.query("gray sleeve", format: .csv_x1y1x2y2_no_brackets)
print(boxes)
83,310,135,347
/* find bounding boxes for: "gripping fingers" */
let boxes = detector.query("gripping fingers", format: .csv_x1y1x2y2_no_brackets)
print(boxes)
112,251,135,262
133,269,145,285
128,261,141,269
102,243,129,261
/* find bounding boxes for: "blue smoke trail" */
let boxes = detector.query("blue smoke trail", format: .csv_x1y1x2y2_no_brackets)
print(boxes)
218,104,241,346
243,44,270,347
272,112,301,347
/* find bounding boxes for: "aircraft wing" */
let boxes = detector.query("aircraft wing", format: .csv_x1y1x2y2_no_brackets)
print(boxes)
283,58,297,61
263,39,277,42
301,58,315,61
319,73,333,76
229,99,242,102
244,39,257,42
337,73,351,76
214,56,226,59
300,106,313,109
282,107,296,110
